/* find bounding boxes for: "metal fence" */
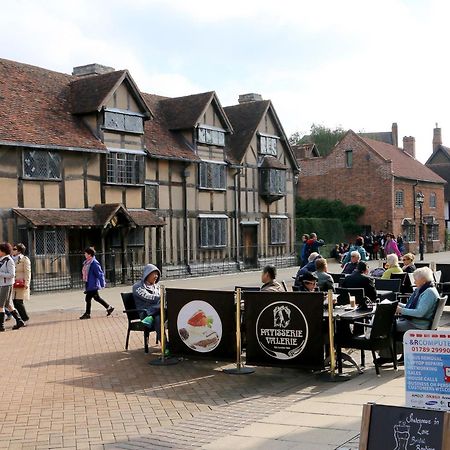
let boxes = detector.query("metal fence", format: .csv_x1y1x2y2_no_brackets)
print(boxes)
30,246,300,293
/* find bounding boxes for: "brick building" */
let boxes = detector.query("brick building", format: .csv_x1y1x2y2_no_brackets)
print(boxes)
297,130,446,253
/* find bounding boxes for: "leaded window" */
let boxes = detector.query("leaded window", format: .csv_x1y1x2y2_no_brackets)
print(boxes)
430,192,437,208
144,183,158,209
199,162,226,190
128,228,145,246
199,216,227,248
403,224,416,242
259,135,278,156
427,224,439,241
197,127,225,146
104,110,144,134
260,169,286,202
35,229,66,255
106,152,144,185
270,217,287,244
395,190,404,208
23,150,61,180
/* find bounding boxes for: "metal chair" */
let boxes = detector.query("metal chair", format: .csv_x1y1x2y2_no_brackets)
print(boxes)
430,296,448,330
336,301,398,375
390,272,412,294
121,292,153,353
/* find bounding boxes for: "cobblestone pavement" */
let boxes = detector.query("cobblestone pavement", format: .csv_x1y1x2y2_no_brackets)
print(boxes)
2,309,359,449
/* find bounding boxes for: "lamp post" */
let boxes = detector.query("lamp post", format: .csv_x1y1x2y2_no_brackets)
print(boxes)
416,192,424,261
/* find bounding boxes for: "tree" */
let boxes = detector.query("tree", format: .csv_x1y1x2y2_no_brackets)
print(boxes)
289,124,346,157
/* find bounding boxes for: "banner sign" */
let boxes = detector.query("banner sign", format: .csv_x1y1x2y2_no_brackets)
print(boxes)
244,292,324,369
166,288,236,359
404,329,450,410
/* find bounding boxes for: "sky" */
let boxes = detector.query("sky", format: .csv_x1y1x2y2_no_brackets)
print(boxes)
2,0,450,162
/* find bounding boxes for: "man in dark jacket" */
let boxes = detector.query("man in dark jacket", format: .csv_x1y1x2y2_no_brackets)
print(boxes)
293,253,321,287
341,261,377,304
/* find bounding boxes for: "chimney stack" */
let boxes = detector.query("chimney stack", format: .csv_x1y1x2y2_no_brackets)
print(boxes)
72,63,115,77
433,124,442,152
238,93,263,104
403,136,415,158
392,122,398,147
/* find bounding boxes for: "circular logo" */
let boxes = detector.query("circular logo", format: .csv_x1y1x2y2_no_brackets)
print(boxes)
256,301,309,360
177,300,222,353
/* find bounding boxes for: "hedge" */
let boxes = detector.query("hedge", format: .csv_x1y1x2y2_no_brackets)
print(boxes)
296,217,345,247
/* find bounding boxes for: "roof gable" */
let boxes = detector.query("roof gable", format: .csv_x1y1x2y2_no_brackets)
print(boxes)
70,70,152,117
426,145,450,165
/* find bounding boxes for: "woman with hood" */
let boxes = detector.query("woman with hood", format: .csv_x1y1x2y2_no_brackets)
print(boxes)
132,264,162,343
79,247,114,319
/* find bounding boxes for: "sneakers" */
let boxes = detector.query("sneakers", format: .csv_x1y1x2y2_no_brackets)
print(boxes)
79,313,91,320
141,315,154,327
106,306,114,316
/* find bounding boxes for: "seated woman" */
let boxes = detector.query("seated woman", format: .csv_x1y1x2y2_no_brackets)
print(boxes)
381,253,403,279
401,253,417,273
132,264,162,343
377,267,439,365
314,258,334,292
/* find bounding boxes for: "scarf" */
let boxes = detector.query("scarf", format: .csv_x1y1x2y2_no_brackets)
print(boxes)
405,281,433,310
82,258,93,282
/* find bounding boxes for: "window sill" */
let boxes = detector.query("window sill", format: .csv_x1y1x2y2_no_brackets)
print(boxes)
199,246,227,250
198,187,227,192
21,177,61,182
104,182,145,187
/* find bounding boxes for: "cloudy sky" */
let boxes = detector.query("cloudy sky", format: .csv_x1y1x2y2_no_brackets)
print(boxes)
2,0,449,162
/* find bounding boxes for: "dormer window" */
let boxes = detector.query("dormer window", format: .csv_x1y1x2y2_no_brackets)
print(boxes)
197,125,225,146
259,133,279,156
103,109,144,134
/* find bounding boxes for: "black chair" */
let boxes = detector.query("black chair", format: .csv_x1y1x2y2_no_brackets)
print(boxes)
329,273,344,284
390,272,412,294
335,287,365,306
374,278,401,293
121,292,154,353
336,301,398,375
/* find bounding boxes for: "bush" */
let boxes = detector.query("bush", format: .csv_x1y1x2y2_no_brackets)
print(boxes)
296,218,345,248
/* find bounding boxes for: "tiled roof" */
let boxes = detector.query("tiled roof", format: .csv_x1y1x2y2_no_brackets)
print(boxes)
359,131,394,145
142,93,200,161
425,163,450,198
291,143,320,159
13,205,164,227
70,71,126,114
359,134,446,184
0,58,106,151
159,92,215,130
224,101,271,163
260,156,287,170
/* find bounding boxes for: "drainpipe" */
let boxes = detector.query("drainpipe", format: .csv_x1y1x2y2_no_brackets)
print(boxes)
413,180,418,223
234,167,242,268
182,163,191,275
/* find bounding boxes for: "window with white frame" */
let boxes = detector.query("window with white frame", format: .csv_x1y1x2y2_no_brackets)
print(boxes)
106,151,144,185
23,150,61,180
198,162,226,190
430,192,437,208
104,110,144,134
395,190,404,208
197,126,225,146
259,134,278,156
35,229,66,255
144,183,158,209
270,216,287,244
199,215,227,248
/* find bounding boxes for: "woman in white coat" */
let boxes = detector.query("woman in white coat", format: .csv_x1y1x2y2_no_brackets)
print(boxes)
12,243,31,323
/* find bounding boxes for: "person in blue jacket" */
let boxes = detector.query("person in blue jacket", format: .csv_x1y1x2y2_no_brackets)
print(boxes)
79,248,114,319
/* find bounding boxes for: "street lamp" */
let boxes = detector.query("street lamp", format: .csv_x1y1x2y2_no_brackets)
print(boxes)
416,192,424,261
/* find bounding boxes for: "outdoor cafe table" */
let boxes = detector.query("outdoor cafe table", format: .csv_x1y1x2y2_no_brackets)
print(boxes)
324,306,375,373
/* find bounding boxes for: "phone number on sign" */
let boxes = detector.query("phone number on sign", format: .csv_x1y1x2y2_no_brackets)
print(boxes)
411,346,450,353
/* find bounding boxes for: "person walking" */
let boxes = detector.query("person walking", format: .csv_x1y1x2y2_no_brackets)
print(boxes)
0,242,25,331
79,248,114,320
12,243,31,324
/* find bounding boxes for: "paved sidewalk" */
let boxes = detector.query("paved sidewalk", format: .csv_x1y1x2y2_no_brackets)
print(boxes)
2,250,449,449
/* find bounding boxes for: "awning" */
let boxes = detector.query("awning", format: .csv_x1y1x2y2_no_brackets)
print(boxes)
13,204,165,228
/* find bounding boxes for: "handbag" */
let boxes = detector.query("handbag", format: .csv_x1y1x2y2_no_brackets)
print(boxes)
13,279,25,289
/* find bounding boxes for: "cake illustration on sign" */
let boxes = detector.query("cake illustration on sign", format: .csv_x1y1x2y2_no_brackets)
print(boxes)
177,301,222,352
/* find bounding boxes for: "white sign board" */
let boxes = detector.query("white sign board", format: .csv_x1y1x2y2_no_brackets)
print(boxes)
404,329,450,411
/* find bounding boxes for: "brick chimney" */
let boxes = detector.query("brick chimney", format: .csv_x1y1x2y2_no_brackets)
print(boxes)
433,124,442,152
72,63,115,77
238,93,263,104
392,122,398,147
403,136,415,158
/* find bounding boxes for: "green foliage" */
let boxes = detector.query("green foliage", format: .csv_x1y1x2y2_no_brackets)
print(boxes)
296,218,345,251
296,197,365,237
289,123,346,156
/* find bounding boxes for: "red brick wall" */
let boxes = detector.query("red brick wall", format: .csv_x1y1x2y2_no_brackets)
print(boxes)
297,132,394,233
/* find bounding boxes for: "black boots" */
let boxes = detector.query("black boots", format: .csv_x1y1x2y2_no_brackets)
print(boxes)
0,312,4,332
11,310,25,330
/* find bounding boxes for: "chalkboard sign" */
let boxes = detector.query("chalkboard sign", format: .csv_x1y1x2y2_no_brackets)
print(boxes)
359,403,450,450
